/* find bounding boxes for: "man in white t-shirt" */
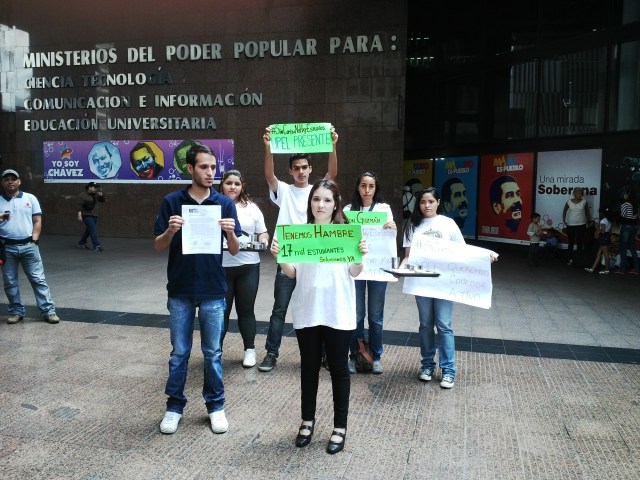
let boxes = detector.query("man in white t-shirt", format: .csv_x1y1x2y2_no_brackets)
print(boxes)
258,125,338,372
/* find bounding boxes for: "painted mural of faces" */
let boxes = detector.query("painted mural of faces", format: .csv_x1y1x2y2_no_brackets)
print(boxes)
442,177,468,228
88,141,122,179
130,142,164,179
490,175,523,232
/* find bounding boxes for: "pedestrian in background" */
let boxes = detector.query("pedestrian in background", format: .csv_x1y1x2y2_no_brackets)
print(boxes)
0,169,59,325
615,186,639,274
76,181,105,251
527,212,542,267
585,207,613,274
562,187,591,266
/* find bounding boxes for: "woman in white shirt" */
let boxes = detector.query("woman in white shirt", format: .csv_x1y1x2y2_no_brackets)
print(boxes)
219,170,269,368
402,187,465,389
562,188,591,266
344,171,396,374
271,179,367,454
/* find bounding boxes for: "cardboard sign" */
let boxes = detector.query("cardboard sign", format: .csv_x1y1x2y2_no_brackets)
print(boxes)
356,226,398,282
269,123,333,154
402,235,496,309
276,223,362,263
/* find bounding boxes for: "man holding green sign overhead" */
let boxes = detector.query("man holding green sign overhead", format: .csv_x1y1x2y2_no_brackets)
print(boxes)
258,124,338,373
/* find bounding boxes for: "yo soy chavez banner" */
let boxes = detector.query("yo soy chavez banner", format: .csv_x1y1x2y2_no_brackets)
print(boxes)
43,139,234,183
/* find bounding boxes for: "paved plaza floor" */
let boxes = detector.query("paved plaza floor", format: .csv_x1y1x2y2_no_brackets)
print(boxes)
0,236,638,479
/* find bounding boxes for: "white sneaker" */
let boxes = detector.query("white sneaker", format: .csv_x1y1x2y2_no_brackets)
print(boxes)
160,411,182,434
209,410,228,434
243,348,257,368
440,375,455,389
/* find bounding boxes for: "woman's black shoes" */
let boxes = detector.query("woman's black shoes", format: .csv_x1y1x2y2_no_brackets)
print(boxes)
295,419,315,448
326,430,346,454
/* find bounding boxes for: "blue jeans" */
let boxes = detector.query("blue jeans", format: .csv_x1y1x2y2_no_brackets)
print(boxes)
619,224,639,273
78,215,100,248
350,280,387,361
415,296,456,377
2,243,56,317
264,266,296,357
223,263,260,349
165,297,226,414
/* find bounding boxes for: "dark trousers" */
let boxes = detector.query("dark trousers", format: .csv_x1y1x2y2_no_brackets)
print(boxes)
264,266,296,357
528,242,539,266
222,263,260,349
295,326,353,429
566,224,586,261
78,215,100,248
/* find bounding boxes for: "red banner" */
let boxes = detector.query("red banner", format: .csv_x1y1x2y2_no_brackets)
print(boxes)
478,153,535,245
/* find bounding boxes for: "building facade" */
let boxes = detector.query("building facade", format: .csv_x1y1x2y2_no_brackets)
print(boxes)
0,0,407,237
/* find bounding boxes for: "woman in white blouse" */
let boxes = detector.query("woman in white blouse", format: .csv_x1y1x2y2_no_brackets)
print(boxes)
562,187,591,266
219,169,269,367
344,171,396,374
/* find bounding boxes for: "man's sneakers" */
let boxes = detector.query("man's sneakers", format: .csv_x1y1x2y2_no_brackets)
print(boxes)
7,314,23,324
258,354,277,372
159,411,182,434
159,410,228,434
44,314,60,324
243,348,257,368
418,368,455,388
209,410,228,434
440,375,455,389
418,368,434,382
7,314,59,324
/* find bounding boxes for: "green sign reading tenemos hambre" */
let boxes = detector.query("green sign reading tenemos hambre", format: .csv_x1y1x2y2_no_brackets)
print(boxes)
269,123,333,154
276,223,362,263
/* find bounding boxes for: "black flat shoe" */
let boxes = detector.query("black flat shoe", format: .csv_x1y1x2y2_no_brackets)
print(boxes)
326,430,346,454
295,419,315,448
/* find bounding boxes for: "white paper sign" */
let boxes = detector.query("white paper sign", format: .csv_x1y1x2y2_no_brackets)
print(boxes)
402,236,496,309
181,205,222,254
356,226,398,282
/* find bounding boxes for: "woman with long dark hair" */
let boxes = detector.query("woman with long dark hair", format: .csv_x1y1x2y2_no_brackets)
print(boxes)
344,171,396,374
402,187,465,389
219,169,269,367
271,179,368,454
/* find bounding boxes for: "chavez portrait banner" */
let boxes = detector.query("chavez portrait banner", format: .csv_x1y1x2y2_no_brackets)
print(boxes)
433,156,479,239
477,152,534,245
43,139,234,183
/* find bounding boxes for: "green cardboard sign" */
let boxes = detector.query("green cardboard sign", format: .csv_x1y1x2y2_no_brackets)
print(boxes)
344,211,387,226
269,123,333,154
277,223,362,263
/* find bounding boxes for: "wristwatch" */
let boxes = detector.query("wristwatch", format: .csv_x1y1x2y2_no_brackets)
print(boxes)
32,239,39,245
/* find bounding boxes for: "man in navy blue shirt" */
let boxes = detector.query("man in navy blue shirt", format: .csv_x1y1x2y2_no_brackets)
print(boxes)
154,144,241,435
